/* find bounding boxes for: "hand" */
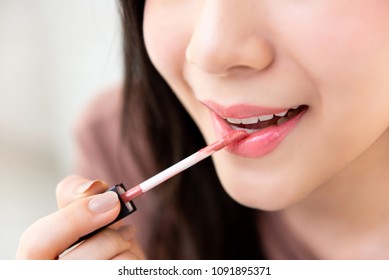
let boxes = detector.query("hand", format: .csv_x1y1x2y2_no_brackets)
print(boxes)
16,175,146,260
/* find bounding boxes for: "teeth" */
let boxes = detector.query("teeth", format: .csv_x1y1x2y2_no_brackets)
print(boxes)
275,110,288,117
227,114,274,124
224,106,301,125
231,125,258,133
287,109,299,118
258,114,274,122
277,117,289,125
241,117,260,124
226,117,242,124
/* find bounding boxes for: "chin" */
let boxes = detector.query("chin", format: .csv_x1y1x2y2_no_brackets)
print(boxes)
212,154,315,211
222,182,303,211
224,180,312,211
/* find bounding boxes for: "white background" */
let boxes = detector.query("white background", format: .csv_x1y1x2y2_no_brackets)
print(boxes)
1,260,389,280
0,0,123,259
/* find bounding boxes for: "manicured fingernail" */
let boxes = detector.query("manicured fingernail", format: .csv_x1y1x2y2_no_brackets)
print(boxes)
88,192,118,213
77,180,105,194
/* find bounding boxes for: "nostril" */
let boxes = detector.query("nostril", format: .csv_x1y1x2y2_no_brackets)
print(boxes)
186,44,230,75
186,35,275,76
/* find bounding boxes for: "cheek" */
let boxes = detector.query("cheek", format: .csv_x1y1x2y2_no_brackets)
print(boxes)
277,1,389,89
276,1,389,138
143,2,211,133
143,2,190,89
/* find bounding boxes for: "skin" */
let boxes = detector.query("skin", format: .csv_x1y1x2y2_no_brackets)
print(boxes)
143,0,389,258
17,0,389,259
16,176,146,260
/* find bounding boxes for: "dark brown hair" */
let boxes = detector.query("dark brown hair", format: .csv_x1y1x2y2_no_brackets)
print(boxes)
118,0,263,259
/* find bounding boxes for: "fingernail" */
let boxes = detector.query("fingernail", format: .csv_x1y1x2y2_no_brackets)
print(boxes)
77,180,105,194
88,192,118,213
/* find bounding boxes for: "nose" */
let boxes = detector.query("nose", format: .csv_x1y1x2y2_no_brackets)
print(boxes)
186,0,274,76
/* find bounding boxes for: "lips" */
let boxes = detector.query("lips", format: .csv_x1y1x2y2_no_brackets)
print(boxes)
204,101,308,158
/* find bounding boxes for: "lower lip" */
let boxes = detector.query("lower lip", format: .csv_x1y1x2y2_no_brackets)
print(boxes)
212,110,307,158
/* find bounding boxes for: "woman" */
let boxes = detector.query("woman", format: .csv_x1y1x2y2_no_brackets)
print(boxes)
17,0,389,259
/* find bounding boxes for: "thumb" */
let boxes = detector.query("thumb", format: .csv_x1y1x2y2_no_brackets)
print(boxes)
16,192,120,259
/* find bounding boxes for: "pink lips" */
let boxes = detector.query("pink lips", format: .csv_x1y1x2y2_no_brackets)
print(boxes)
204,101,307,158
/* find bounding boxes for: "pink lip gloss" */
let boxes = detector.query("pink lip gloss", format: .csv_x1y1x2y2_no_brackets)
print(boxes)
204,101,308,158
69,130,248,248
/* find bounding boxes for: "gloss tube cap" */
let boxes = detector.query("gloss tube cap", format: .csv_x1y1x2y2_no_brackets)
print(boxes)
68,183,136,249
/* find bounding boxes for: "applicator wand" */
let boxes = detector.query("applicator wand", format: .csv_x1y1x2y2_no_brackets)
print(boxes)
121,129,248,202
71,130,248,247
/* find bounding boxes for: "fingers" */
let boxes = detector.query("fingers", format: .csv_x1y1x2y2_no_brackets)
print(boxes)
17,175,146,260
60,225,146,260
16,191,120,259
56,175,109,208
60,226,132,259
111,251,140,260
123,234,147,260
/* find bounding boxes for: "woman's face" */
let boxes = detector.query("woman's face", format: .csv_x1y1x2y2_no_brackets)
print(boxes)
143,0,389,210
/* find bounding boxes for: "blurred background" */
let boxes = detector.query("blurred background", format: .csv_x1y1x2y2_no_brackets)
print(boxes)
0,0,123,258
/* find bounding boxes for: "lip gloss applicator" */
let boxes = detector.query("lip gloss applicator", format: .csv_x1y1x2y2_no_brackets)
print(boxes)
70,130,248,247
121,129,248,203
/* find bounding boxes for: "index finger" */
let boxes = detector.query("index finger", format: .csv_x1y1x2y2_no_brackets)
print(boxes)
56,175,109,208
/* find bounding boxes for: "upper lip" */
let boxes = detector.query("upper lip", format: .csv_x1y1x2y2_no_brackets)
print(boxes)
201,100,299,119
